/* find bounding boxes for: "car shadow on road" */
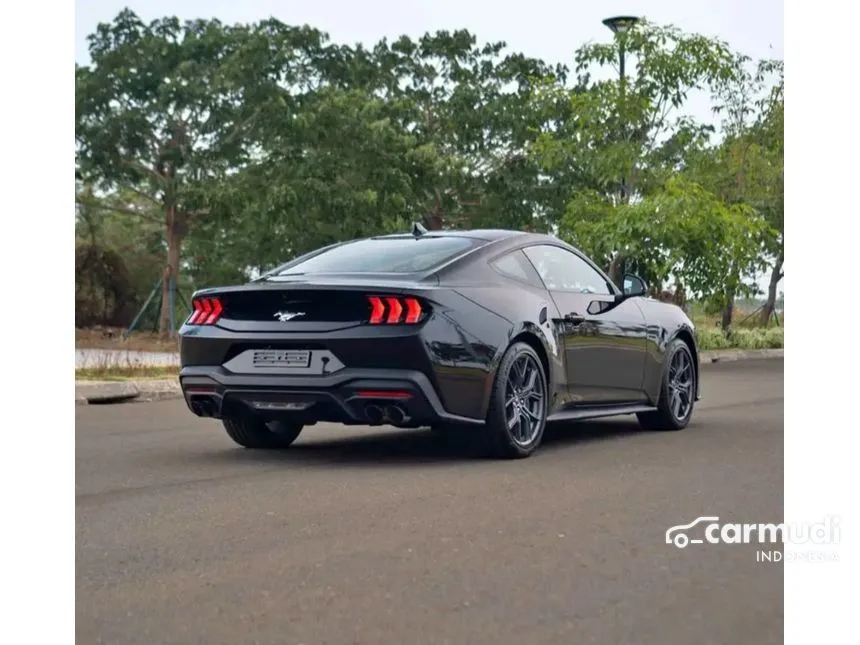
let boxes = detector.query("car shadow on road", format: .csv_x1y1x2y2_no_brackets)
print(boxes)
197,417,657,468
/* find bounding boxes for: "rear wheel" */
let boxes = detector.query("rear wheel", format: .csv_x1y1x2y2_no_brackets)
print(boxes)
637,339,696,431
222,416,304,449
481,342,548,459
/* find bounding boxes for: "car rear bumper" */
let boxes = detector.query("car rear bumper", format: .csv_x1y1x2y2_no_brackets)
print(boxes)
179,366,485,427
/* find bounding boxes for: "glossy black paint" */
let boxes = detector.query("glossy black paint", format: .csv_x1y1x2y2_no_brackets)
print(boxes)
179,229,699,427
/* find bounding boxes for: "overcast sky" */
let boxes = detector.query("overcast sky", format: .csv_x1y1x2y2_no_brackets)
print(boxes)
75,0,784,294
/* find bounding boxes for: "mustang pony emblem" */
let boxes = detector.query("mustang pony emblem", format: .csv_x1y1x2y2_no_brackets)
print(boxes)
274,311,305,322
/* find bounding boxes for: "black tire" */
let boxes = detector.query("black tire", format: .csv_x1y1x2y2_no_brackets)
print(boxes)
637,339,696,431
481,342,549,459
222,416,304,449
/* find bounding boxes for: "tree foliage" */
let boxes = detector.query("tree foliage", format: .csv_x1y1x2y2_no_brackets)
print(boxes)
527,20,777,312
76,10,309,330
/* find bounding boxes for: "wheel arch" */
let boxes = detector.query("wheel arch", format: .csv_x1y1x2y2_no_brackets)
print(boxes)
669,325,700,401
480,323,558,419
512,331,551,390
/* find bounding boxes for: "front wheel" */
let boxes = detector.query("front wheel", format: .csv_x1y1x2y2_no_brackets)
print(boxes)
222,416,304,449
481,342,549,459
637,339,696,431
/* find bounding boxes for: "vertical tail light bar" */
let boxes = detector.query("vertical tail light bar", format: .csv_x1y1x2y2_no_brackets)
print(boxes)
367,295,426,325
187,296,223,326
385,297,403,324
404,298,422,324
368,296,385,324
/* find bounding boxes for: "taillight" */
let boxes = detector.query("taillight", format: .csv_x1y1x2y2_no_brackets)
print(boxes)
187,296,223,326
366,296,425,325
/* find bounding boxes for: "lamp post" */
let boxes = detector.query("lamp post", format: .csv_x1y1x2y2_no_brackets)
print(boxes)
602,16,640,284
602,16,640,206
602,16,640,83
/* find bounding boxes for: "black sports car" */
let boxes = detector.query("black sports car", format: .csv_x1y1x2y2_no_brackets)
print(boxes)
179,226,700,458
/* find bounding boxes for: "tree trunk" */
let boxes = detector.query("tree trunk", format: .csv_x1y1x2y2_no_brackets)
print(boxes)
759,257,784,326
423,190,445,230
158,207,186,335
608,255,623,288
721,292,735,332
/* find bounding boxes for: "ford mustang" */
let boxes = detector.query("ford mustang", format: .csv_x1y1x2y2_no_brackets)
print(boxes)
179,225,700,458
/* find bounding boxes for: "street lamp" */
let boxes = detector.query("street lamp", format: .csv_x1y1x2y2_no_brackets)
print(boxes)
602,15,640,205
602,15,640,81
602,15,640,34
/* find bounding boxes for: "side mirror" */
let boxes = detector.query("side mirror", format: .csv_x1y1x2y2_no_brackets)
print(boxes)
588,274,649,316
622,273,648,297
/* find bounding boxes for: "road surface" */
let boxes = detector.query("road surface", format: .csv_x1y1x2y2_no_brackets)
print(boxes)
76,359,783,645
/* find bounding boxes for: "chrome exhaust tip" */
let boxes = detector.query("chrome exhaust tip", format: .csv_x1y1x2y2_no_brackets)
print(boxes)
384,404,406,425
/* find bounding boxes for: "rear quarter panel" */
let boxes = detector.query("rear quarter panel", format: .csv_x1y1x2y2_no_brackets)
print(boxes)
432,283,563,420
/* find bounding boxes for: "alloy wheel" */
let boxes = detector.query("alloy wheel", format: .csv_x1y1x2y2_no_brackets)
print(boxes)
668,348,694,421
504,353,546,446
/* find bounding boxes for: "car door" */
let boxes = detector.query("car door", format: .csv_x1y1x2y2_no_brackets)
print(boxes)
521,244,648,404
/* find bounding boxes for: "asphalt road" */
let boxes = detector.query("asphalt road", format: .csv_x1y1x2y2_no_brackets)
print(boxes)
76,359,784,645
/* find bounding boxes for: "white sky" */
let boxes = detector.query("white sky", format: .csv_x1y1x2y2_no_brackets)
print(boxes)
75,0,784,295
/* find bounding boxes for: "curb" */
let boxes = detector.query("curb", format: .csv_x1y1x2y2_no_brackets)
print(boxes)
75,380,142,405
700,348,783,364
75,349,782,406
75,379,181,406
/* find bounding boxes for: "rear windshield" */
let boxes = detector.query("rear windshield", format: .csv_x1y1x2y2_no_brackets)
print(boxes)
274,236,480,275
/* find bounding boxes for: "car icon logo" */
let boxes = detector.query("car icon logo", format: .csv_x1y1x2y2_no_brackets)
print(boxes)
665,516,720,548
274,311,304,322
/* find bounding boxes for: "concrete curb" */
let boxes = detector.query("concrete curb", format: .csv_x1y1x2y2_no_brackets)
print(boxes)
75,379,181,406
75,349,783,405
75,380,142,405
700,348,783,363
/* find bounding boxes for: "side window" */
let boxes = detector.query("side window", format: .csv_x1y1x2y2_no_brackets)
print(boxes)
522,245,612,295
491,250,545,289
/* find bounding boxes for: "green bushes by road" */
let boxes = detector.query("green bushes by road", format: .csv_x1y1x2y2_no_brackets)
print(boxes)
696,326,783,351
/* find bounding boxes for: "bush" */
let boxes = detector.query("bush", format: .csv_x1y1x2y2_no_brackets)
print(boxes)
763,327,784,348
75,243,137,328
695,326,783,351
696,327,732,351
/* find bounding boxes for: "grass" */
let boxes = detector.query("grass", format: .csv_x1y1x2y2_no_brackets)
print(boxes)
75,350,179,381
76,327,179,353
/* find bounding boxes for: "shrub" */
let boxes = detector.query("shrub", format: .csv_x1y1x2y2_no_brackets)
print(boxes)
695,326,783,351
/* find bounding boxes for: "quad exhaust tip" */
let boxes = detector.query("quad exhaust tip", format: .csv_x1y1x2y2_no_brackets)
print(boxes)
364,404,385,424
384,404,406,425
190,395,218,418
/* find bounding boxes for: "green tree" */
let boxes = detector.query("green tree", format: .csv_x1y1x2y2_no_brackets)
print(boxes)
751,61,784,325
75,185,163,327
686,57,783,328
192,30,569,281
363,31,570,230
195,86,449,278
563,176,768,302
529,20,742,286
75,10,323,332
